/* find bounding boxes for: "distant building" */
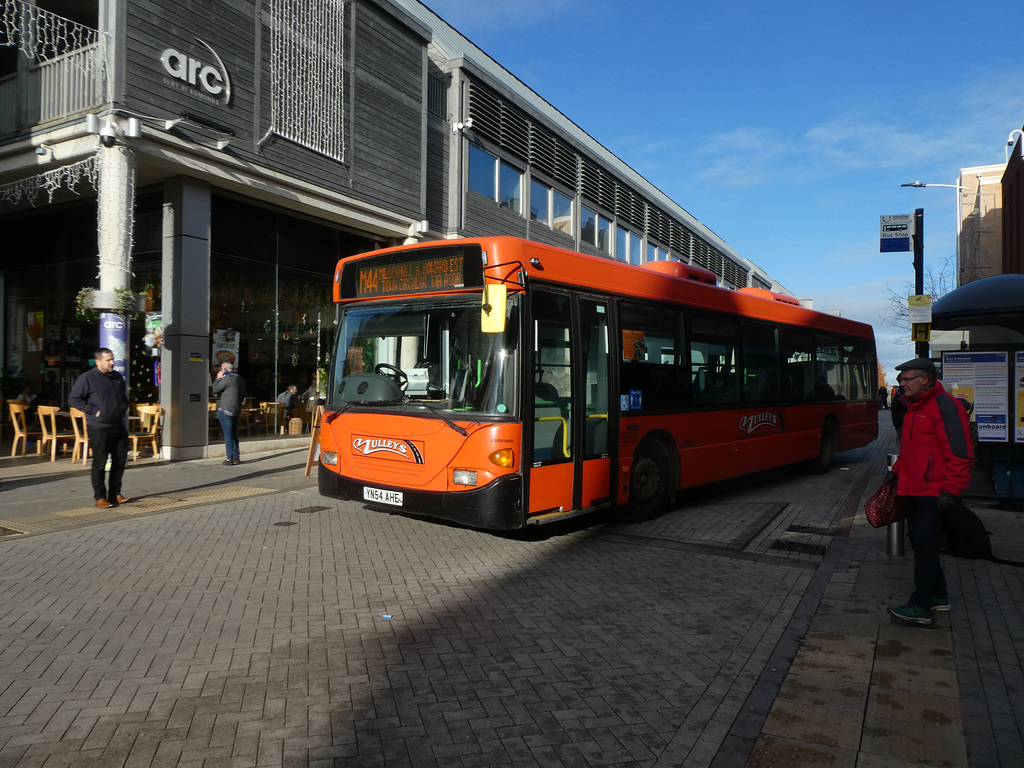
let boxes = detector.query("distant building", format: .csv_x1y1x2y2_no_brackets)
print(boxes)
956,165,1003,286
1003,130,1024,275
0,0,784,457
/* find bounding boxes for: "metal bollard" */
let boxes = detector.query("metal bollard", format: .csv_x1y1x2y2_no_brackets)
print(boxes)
885,453,904,556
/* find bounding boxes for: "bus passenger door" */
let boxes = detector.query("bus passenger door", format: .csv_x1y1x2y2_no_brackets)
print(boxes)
527,291,613,519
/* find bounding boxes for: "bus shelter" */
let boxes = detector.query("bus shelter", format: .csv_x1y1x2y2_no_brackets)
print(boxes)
931,274,1024,507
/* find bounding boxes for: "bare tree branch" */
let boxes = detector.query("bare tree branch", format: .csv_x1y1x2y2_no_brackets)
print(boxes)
881,252,957,330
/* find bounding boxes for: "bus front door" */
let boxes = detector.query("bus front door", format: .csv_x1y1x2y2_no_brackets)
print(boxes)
527,291,613,521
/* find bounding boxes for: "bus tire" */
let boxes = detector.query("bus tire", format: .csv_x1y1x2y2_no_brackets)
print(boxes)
811,423,837,474
622,440,673,523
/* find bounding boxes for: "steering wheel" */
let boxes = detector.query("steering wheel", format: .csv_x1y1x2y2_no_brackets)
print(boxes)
374,363,408,391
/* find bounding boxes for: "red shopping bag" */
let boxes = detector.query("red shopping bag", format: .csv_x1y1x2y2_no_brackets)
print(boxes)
864,481,904,528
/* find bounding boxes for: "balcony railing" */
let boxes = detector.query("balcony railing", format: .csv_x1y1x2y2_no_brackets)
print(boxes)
0,1,108,136
0,73,16,134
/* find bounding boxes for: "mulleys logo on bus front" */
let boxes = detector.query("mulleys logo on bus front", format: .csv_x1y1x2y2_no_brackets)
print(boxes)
739,410,781,435
353,438,407,457
352,437,424,463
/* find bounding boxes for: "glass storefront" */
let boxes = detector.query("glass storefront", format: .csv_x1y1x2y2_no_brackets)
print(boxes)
209,194,373,414
1,200,102,404
1,188,374,444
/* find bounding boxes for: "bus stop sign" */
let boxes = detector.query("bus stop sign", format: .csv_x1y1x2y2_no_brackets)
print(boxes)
880,214,913,252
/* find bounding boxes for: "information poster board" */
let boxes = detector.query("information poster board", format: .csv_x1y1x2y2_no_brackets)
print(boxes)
1016,352,1024,443
942,351,1009,442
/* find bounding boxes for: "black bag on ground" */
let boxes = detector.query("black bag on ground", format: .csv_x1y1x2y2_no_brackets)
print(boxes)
941,497,1024,566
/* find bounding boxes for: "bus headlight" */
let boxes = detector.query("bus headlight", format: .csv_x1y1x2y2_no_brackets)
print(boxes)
488,448,514,468
321,451,338,466
452,469,478,486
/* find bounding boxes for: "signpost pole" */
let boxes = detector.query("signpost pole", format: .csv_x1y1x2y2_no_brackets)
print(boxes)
913,208,927,358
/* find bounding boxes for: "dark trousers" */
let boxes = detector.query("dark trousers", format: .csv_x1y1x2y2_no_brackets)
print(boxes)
87,425,129,502
905,495,947,607
218,409,240,460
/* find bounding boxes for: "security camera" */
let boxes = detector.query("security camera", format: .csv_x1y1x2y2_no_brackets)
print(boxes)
99,121,118,148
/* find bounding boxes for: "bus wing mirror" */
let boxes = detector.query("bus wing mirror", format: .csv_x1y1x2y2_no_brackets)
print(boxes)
481,284,507,333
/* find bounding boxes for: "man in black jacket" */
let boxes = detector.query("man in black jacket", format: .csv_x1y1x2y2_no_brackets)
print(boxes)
68,348,131,508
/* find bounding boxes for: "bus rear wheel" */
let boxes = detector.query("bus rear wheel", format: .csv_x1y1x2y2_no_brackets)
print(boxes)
622,440,673,523
810,423,837,474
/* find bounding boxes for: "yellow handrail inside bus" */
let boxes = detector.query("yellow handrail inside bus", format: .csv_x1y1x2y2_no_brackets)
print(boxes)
536,415,569,458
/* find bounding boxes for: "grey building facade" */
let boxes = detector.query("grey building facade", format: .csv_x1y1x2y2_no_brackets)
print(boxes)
0,0,783,458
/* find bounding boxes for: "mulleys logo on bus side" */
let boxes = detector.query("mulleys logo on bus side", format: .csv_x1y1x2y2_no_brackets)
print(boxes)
352,437,424,463
738,410,783,435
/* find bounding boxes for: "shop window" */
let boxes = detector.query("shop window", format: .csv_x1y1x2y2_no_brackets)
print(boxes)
530,178,549,223
469,144,496,198
498,161,521,212
468,144,521,214
552,189,573,234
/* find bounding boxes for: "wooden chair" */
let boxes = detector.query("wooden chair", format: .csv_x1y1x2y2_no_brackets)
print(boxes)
37,405,76,462
260,401,284,434
129,405,162,460
69,407,90,464
294,402,314,433
9,402,42,457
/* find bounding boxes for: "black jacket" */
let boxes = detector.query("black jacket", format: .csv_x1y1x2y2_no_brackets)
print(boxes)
68,367,129,429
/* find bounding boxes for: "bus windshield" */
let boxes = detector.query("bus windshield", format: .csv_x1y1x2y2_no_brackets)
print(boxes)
329,294,519,417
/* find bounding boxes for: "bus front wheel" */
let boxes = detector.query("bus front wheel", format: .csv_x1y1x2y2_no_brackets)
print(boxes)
811,423,837,474
623,440,673,523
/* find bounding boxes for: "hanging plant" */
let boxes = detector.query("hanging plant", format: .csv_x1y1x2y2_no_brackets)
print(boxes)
75,286,98,321
113,287,145,319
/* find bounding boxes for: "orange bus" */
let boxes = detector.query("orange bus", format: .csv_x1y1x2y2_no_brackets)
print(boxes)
318,236,878,530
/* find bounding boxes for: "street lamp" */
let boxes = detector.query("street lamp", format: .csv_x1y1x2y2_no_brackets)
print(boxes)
900,179,986,358
1007,129,1023,163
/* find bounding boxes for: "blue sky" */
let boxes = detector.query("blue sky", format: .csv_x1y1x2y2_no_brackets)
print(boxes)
421,0,1024,383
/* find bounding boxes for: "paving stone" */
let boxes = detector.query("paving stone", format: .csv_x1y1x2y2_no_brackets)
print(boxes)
0,421,1019,767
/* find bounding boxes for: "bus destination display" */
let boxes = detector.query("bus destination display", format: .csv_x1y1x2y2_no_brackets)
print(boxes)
357,254,465,298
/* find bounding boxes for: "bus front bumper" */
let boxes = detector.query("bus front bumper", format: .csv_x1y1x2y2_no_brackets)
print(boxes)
318,466,525,531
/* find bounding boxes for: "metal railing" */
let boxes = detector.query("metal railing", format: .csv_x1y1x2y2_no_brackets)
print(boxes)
27,42,105,123
0,0,107,136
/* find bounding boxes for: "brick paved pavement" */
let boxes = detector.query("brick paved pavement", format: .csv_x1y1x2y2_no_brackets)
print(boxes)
0,417,1022,767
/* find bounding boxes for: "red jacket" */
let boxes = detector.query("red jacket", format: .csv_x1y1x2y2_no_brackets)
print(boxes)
892,380,974,497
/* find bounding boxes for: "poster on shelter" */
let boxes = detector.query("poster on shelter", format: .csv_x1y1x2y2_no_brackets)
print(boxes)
1016,351,1024,443
942,351,1009,442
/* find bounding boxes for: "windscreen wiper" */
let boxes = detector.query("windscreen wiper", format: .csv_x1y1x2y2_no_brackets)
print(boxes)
404,401,469,436
339,399,468,436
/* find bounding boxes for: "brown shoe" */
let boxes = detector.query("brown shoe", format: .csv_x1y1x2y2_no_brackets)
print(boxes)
222,459,233,465
231,458,240,465
95,499,113,509
114,494,131,504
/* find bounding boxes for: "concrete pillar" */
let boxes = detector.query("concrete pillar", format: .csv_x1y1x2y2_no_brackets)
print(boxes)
96,144,134,298
95,144,135,374
160,177,212,460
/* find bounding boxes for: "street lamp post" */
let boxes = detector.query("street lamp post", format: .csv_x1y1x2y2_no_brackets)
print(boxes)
911,208,925,358
900,180,980,358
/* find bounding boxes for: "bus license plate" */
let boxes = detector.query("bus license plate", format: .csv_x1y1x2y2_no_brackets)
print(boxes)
363,486,403,506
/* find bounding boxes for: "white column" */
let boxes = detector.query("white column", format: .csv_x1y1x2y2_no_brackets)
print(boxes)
96,143,135,303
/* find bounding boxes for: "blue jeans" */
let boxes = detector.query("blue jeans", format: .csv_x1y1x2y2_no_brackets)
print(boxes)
905,495,947,607
217,409,240,461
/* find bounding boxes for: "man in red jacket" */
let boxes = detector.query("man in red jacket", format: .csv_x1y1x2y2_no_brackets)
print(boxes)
886,357,974,625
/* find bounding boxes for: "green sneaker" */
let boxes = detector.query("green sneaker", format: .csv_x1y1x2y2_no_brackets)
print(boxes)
929,597,951,612
888,603,933,625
